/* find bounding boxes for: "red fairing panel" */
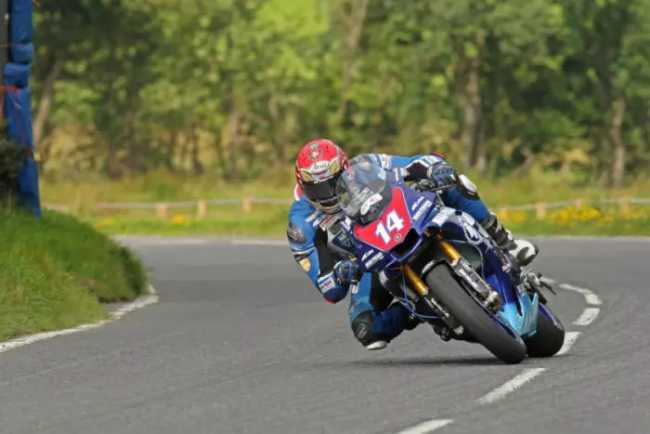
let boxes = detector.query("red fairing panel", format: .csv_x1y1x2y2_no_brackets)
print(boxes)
354,188,412,252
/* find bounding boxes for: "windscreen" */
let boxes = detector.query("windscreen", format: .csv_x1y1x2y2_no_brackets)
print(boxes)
336,156,392,225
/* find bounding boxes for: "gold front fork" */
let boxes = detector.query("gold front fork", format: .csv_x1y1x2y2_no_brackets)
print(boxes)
402,234,462,297
402,263,429,296
436,236,461,263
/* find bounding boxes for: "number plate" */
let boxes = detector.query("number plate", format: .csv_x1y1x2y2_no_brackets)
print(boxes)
354,188,412,252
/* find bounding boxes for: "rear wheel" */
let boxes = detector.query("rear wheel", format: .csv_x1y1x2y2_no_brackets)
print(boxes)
424,264,527,364
525,304,565,357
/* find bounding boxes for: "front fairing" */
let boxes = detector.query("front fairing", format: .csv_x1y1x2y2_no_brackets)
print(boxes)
352,182,441,273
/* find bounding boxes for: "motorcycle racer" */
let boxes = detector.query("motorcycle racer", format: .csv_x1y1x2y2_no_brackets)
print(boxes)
287,138,538,350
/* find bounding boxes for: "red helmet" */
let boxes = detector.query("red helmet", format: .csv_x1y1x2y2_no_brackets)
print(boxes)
295,138,349,213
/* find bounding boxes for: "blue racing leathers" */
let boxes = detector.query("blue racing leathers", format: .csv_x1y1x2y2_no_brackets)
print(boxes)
287,153,490,347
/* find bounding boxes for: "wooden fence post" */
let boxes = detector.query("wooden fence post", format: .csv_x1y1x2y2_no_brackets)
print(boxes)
196,200,208,219
241,197,253,214
156,203,168,219
535,203,547,219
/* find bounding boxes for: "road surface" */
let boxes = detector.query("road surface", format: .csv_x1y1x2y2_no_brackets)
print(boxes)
0,237,648,434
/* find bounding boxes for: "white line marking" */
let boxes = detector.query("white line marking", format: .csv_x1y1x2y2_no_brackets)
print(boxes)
557,331,581,356
0,285,159,354
477,368,546,405
397,419,454,434
231,239,287,247
559,283,602,306
116,236,210,246
573,307,600,326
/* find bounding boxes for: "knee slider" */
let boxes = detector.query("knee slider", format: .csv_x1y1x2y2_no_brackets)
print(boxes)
351,311,383,346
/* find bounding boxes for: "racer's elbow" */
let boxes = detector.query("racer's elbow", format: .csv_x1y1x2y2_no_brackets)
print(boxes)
322,286,348,304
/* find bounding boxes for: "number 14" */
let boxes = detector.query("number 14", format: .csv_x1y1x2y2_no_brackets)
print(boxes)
375,210,405,244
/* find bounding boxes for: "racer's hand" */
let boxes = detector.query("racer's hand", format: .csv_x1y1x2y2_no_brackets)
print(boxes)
428,164,457,188
405,161,457,189
333,260,360,287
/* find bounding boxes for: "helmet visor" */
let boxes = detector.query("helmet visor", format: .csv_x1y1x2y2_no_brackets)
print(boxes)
302,174,341,208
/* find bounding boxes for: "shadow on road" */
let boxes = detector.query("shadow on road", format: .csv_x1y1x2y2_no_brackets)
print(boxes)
311,355,503,370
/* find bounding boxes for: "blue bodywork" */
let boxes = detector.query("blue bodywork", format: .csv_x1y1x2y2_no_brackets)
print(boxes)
350,181,540,339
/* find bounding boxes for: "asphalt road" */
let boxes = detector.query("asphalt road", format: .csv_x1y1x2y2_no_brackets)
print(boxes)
1,237,649,434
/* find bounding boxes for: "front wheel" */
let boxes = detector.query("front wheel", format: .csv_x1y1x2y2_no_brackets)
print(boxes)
424,264,527,364
525,304,565,357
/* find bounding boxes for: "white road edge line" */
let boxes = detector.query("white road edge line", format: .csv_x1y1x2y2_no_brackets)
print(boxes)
477,368,546,405
397,419,454,434
0,284,159,354
116,236,210,246
559,283,602,306
231,239,287,247
557,331,581,356
573,307,600,326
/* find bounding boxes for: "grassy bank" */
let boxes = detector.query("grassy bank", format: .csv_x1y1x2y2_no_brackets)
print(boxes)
40,169,650,237
88,203,650,237
0,209,147,341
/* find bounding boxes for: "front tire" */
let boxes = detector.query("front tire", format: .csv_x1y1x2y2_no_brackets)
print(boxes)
424,264,527,364
525,304,565,357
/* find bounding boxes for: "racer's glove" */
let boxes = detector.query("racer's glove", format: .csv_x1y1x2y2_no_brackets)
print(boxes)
404,161,457,190
428,163,457,188
333,259,361,287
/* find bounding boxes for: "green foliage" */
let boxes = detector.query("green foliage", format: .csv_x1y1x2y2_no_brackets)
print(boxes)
0,209,147,340
33,0,650,185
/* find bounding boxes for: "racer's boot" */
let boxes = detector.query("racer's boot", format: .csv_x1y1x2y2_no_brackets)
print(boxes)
481,213,539,267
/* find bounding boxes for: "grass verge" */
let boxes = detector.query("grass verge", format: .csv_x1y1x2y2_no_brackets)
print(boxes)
41,169,650,237
0,209,147,341
88,204,650,238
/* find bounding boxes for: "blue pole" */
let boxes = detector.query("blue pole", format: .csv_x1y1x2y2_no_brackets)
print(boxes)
4,0,40,216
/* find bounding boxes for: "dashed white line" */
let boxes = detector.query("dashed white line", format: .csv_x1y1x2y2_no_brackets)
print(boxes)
477,368,546,405
557,331,582,356
397,419,454,434
0,285,158,354
559,283,602,306
573,307,600,326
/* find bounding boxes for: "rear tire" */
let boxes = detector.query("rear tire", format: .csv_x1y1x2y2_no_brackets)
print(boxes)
424,264,527,364
525,304,565,357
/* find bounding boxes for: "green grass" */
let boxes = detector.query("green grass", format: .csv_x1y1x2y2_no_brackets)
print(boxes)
506,218,650,236
94,206,287,237
0,209,147,341
40,168,650,237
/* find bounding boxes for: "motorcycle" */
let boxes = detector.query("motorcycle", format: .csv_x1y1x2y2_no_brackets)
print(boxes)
335,157,565,364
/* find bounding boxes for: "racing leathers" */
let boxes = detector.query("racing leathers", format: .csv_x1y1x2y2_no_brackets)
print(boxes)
288,152,498,349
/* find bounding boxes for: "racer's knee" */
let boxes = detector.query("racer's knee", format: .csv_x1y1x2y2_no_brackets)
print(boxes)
351,311,381,347
350,304,418,347
322,285,348,303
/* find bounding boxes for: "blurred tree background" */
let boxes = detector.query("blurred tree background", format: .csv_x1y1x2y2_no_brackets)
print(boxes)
33,0,650,188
